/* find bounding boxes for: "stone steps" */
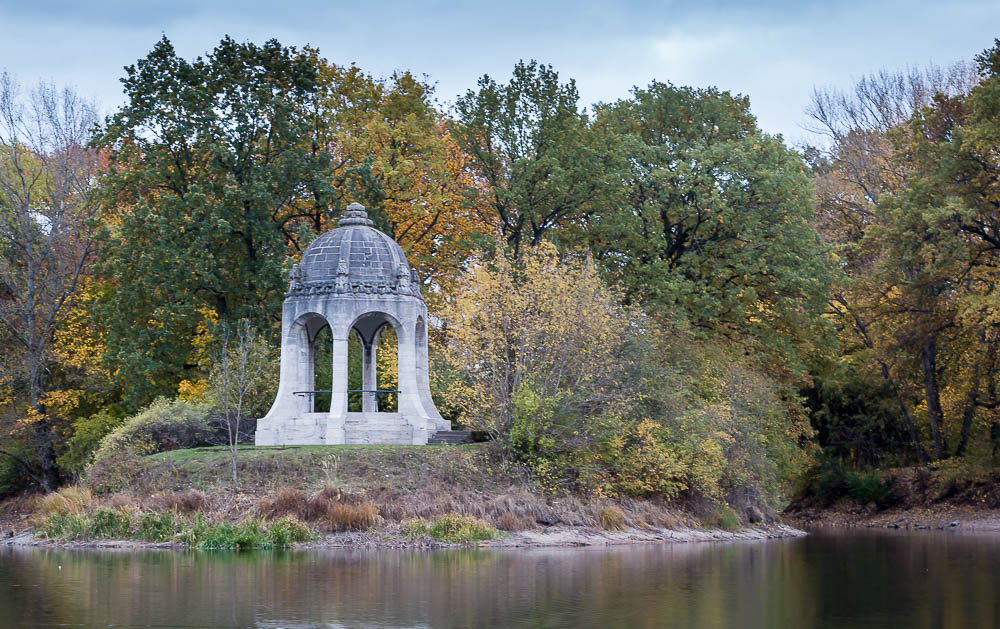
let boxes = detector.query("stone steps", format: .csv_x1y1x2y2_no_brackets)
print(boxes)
427,430,473,445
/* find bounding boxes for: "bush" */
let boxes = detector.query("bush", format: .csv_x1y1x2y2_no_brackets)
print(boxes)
58,410,124,478
138,510,181,542
405,513,499,544
87,398,215,491
39,513,89,539
846,472,889,504
87,508,134,539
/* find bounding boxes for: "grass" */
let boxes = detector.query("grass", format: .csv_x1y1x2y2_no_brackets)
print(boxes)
39,508,314,549
111,444,497,496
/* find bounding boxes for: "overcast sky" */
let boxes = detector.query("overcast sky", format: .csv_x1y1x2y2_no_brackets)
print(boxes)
1,1,997,145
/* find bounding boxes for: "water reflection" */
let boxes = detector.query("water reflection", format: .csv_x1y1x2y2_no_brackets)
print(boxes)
2,531,999,628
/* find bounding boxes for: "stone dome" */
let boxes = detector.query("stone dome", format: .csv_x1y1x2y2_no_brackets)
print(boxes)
288,203,421,299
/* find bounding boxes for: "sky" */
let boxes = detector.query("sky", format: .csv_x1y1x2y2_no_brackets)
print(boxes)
1,0,997,146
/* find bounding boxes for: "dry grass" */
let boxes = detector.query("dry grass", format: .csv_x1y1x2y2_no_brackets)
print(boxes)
599,505,626,531
255,485,381,531
61,445,698,539
149,489,208,514
37,487,91,518
324,501,381,531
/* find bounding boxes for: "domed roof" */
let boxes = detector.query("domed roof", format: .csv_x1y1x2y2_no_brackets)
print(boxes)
287,203,421,299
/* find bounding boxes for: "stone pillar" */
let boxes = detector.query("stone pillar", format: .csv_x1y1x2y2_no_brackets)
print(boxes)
326,327,349,443
362,338,378,412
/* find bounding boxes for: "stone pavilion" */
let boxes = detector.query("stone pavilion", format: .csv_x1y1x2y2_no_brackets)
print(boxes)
255,203,455,445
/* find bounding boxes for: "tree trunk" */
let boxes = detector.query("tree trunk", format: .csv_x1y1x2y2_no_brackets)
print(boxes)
920,339,946,460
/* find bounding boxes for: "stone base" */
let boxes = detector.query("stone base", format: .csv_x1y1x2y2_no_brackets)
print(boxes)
255,412,440,446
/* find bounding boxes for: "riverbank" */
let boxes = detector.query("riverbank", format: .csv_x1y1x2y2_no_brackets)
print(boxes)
0,443,802,550
784,463,1000,531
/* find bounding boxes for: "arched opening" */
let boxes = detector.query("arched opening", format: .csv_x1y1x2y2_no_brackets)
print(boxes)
312,324,332,412
289,312,331,414
347,328,364,412
376,326,398,412
347,311,402,413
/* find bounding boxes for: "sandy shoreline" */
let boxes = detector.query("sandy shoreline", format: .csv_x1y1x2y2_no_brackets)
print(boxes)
0,522,806,551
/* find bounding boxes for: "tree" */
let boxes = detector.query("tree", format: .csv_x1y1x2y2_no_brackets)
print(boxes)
208,320,275,486
453,61,621,258
590,82,832,377
93,36,336,410
0,74,101,490
307,63,490,299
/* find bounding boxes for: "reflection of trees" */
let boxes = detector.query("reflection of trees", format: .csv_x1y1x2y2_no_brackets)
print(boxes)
1,536,999,627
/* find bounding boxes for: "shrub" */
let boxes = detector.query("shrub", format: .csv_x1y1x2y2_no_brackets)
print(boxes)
39,513,88,539
846,472,889,505
87,508,134,539
497,511,532,532
58,410,123,478
87,398,214,491
599,505,626,531
194,516,311,550
138,511,181,542
258,487,308,519
404,513,499,544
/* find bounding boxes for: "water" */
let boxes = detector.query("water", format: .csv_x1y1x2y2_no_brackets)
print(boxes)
1,530,998,628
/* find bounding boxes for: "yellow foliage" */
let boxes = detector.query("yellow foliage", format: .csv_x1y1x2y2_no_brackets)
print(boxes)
437,240,633,436
177,379,209,402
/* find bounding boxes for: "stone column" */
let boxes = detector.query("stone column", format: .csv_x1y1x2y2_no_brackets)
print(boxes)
325,323,349,444
362,338,378,413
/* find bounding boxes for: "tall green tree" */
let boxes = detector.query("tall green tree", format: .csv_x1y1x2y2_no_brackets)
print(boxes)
590,82,833,376
453,60,621,257
93,36,335,410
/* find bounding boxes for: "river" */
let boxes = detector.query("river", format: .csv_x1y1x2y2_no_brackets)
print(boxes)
1,529,997,628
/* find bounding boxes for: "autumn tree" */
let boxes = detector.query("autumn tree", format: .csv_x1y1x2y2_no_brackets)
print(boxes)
307,63,490,298
0,75,101,489
804,60,985,463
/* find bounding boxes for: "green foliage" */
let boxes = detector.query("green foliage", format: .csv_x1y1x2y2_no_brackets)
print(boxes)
87,398,214,492
846,473,890,505
42,507,313,548
192,516,313,550
86,508,134,538
92,36,336,410
404,513,499,544
590,82,833,377
454,60,622,257
796,457,889,505
706,505,742,531
58,410,124,478
138,510,181,542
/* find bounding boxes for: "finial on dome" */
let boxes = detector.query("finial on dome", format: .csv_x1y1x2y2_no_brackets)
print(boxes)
339,202,374,227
